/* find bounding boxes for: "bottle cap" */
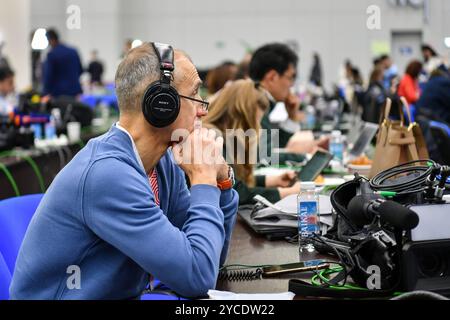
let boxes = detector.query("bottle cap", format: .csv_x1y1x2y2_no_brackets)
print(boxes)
331,130,341,137
300,181,315,190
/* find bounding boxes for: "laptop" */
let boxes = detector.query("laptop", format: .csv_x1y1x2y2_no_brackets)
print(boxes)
348,122,379,158
345,119,365,145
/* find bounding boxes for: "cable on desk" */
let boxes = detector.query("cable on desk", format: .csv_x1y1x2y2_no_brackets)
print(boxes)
53,146,67,170
0,163,20,197
62,145,73,163
218,268,263,282
370,159,435,195
310,266,403,296
218,264,273,282
0,151,46,193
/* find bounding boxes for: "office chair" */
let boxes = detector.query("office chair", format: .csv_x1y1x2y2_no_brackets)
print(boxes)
140,279,188,300
140,292,185,300
0,194,44,274
429,121,450,165
0,252,11,300
404,104,416,124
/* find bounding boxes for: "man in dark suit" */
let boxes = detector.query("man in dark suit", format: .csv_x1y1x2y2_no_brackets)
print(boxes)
43,29,83,99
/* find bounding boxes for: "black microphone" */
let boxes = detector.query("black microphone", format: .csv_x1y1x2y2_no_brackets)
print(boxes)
347,195,419,230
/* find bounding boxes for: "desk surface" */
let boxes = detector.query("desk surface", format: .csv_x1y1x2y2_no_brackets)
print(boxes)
217,215,328,294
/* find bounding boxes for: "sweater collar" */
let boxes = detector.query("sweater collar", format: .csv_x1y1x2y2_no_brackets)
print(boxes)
114,122,146,172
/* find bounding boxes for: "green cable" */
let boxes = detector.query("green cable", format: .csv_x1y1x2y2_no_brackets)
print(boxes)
311,266,404,296
375,191,397,197
21,154,46,192
0,162,20,197
0,151,46,193
315,267,365,290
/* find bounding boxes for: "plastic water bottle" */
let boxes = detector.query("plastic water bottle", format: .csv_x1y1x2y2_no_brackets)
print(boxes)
330,130,344,162
305,105,316,130
45,115,56,140
31,123,42,140
297,181,320,262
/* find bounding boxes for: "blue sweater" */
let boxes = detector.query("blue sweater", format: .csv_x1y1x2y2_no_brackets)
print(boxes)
43,44,83,97
9,125,238,299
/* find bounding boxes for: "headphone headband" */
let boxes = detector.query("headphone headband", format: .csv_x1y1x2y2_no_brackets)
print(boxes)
152,42,174,73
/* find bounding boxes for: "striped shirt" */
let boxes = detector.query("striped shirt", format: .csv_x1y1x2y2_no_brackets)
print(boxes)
148,169,160,206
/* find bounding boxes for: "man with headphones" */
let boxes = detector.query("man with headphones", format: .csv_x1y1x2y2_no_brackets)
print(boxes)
10,43,238,299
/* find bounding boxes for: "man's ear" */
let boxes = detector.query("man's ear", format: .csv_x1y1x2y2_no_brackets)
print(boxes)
264,69,279,84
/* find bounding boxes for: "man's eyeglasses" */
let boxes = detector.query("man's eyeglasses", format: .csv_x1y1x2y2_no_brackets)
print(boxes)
281,72,297,83
179,94,209,112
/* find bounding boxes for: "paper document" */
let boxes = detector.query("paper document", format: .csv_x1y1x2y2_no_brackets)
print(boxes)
208,290,295,300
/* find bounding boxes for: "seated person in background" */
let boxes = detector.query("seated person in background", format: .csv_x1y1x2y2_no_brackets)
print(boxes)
421,44,447,79
204,79,300,205
416,69,450,125
205,61,238,98
362,67,388,124
398,60,423,105
0,66,15,115
10,42,238,299
249,43,328,160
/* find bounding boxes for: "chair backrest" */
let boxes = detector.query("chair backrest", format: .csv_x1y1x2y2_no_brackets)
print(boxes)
0,194,44,274
430,121,450,137
0,252,11,300
429,121,450,165
140,292,188,300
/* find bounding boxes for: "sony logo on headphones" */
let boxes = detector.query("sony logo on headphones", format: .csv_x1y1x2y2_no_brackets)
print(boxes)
158,101,170,105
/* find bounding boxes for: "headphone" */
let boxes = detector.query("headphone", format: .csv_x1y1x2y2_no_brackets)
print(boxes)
142,42,180,128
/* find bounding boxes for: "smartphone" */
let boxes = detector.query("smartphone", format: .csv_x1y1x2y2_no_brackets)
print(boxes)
298,150,334,182
262,260,330,277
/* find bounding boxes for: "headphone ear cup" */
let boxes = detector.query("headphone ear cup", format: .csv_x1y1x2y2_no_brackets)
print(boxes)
142,82,180,128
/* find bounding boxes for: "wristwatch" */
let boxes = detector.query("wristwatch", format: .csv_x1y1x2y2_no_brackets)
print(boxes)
217,166,235,191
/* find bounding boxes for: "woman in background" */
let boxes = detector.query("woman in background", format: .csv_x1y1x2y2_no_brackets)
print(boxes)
204,79,300,205
398,60,423,105
363,67,387,123
205,61,238,97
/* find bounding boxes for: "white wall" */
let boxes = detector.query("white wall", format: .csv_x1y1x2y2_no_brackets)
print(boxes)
116,0,450,89
0,0,31,91
12,0,450,90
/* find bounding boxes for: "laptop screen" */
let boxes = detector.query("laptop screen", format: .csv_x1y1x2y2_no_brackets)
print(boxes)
349,123,379,157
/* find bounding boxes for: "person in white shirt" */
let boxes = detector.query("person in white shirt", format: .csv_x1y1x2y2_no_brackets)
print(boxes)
0,66,15,115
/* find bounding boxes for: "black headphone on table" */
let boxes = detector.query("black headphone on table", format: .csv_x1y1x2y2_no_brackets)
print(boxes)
142,42,180,128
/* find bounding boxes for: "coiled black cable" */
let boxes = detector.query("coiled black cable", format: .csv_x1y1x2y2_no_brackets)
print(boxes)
370,159,435,195
217,268,263,282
